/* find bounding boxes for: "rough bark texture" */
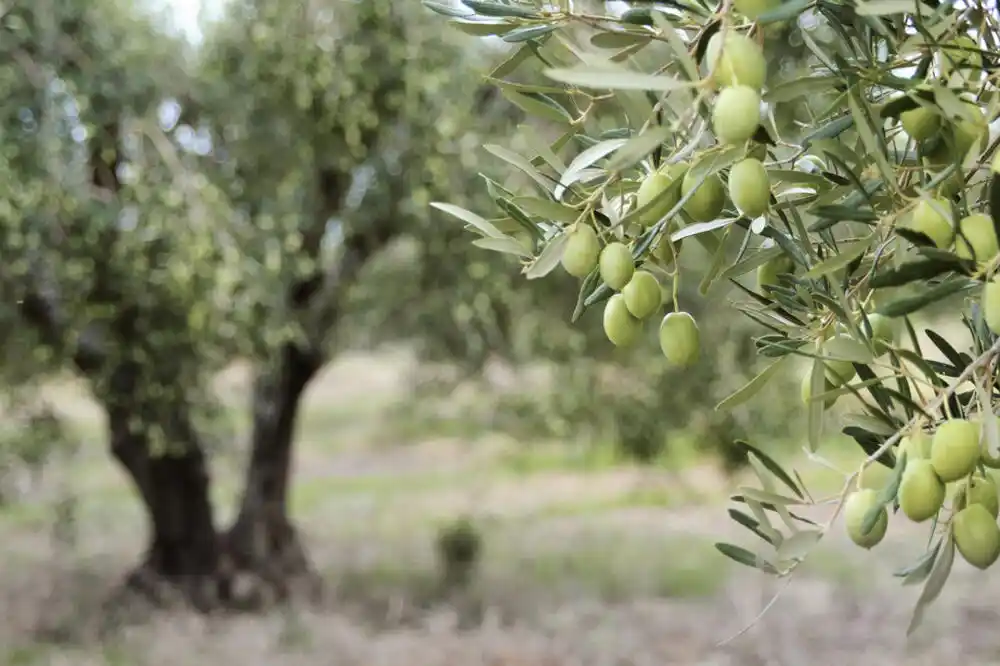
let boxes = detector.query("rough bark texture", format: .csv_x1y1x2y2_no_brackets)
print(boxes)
220,341,326,607
107,398,222,611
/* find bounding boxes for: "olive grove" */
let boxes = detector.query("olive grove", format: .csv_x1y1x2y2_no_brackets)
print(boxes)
426,0,1000,635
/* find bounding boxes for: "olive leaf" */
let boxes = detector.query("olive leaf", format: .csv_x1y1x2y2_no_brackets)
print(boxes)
907,533,955,636
715,357,790,412
430,202,505,238
776,528,822,561
715,542,780,574
894,539,942,586
728,508,777,544
861,450,907,536
523,231,568,279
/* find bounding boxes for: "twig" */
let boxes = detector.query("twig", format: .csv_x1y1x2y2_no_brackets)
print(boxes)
715,574,794,647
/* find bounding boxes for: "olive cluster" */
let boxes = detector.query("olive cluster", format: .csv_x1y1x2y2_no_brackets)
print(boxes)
846,419,1000,570
557,29,784,368
560,222,700,367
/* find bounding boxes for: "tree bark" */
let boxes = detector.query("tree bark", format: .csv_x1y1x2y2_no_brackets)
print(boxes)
220,341,325,606
107,397,221,611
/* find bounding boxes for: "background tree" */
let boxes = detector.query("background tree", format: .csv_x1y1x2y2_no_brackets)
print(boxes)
425,0,1000,635
0,0,812,615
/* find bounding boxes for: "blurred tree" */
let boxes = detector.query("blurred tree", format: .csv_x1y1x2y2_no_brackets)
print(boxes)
0,0,787,613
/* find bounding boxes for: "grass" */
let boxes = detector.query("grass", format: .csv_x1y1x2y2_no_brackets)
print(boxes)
0,353,906,655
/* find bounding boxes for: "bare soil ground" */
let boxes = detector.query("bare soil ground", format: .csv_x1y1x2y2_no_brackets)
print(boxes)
3,349,1000,666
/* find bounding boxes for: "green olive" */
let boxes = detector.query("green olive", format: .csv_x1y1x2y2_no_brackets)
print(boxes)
955,213,998,263
681,171,726,222
983,278,1000,335
728,158,770,219
953,503,1000,570
704,31,767,90
599,242,635,291
622,270,662,320
844,489,887,549
712,85,761,146
561,224,601,278
930,418,981,483
900,105,941,142
603,294,643,347
658,311,700,367
905,198,954,249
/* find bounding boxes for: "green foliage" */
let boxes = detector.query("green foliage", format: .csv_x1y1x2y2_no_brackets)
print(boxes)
426,0,1000,635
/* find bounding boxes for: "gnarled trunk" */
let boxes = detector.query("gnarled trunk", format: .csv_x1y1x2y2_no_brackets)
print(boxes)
107,400,220,611
221,342,325,606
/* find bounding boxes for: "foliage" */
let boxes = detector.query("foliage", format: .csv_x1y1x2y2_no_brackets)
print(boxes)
426,0,1000,635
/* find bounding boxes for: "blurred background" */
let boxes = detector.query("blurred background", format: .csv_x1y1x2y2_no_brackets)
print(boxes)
0,0,994,664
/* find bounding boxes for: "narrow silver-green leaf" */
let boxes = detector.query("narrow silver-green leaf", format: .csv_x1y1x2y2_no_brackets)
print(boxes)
431,202,504,238
776,529,822,561
513,197,580,223
807,356,825,452
823,334,875,364
802,236,873,278
483,144,553,193
907,533,955,636
472,236,532,257
605,125,673,172
716,356,790,412
856,0,935,15
523,231,568,279
544,66,694,92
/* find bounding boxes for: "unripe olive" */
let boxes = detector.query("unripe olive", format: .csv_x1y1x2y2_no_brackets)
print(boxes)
953,503,1000,570
658,311,700,367
800,372,838,409
844,489,887,549
728,158,770,218
599,242,635,291
955,213,998,263
561,224,601,278
953,101,987,158
899,430,932,461
732,0,780,19
955,475,1000,519
603,294,642,347
898,459,945,522
704,32,767,91
712,85,761,146
822,335,857,386
756,253,794,292
865,313,895,357
982,278,1000,335
681,171,725,222
900,105,941,142
622,270,661,320
635,164,687,227
930,418,981,483
906,198,953,249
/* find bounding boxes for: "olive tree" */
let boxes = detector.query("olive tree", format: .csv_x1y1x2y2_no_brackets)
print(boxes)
426,0,1000,634
0,0,524,609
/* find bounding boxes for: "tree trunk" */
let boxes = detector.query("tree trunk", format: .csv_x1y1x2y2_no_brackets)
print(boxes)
107,400,221,611
221,342,324,607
